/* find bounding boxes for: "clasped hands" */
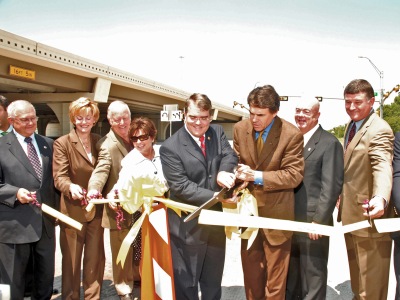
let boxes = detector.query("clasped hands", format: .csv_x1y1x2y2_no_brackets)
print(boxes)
216,164,253,204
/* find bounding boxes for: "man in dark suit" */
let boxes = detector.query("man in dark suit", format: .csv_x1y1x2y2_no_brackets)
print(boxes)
233,85,304,300
286,96,344,299
391,132,400,299
0,100,58,299
339,79,394,299
160,93,238,300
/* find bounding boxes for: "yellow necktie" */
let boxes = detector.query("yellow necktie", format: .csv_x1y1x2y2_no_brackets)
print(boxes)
257,130,264,156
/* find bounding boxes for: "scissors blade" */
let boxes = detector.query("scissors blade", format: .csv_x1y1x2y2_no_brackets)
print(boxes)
184,188,227,223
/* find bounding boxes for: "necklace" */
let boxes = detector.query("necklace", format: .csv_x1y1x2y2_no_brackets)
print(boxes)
78,135,91,150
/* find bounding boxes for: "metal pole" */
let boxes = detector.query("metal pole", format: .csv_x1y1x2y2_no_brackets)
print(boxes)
358,56,384,118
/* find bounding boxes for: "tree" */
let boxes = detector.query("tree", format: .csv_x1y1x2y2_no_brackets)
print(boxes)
382,95,400,133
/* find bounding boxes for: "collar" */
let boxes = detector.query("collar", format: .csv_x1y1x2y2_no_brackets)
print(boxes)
303,124,319,146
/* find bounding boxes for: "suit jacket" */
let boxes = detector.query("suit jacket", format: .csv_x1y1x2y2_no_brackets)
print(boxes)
88,129,131,229
160,124,238,244
233,117,304,246
392,132,400,212
0,132,58,244
391,132,400,238
294,125,344,228
53,129,102,223
339,112,394,237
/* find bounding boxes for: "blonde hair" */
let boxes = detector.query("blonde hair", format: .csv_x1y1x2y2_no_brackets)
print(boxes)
69,97,100,124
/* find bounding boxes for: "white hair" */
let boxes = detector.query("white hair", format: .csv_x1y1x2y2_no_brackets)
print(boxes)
7,100,35,118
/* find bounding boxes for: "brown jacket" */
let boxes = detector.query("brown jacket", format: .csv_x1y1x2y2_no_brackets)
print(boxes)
87,129,132,229
233,117,304,245
53,129,102,223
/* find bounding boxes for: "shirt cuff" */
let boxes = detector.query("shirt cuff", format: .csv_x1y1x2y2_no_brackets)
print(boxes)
254,171,263,185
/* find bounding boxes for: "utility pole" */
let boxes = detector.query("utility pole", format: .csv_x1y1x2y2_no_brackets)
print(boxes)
358,56,384,118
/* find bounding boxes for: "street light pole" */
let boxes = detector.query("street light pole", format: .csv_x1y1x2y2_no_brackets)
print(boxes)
358,56,384,118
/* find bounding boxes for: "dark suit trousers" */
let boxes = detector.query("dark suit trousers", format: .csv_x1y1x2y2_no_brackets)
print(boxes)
286,234,329,300
60,216,105,300
170,227,226,300
241,230,291,300
345,233,392,300
0,222,55,300
393,235,400,300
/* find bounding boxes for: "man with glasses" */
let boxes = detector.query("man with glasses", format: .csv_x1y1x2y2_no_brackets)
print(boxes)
160,93,238,299
87,100,138,300
286,96,343,299
233,85,304,300
0,100,58,299
338,79,394,299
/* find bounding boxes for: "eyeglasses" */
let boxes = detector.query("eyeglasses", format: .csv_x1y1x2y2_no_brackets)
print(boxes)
13,117,38,124
130,134,150,142
187,115,210,122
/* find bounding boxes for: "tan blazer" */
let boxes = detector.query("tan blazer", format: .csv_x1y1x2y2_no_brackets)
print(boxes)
339,112,394,237
233,117,304,245
53,129,102,222
87,129,132,229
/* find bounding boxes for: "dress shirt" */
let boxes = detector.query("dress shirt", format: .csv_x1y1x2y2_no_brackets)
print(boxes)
254,118,275,185
13,130,43,165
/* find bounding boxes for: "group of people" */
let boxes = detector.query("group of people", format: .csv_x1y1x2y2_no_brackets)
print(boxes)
0,77,398,300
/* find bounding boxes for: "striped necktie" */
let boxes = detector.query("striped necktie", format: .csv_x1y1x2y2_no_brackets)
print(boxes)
24,137,42,180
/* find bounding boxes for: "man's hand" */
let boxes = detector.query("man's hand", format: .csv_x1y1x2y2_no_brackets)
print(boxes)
17,188,36,204
308,222,323,240
362,196,386,219
235,163,255,182
69,183,84,200
106,192,118,211
217,171,236,189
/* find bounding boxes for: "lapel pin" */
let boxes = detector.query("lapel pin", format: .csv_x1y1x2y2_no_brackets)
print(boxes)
207,136,211,140
44,146,47,149
308,148,311,151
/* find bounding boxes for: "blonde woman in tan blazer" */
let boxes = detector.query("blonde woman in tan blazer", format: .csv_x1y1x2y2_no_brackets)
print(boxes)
53,98,104,300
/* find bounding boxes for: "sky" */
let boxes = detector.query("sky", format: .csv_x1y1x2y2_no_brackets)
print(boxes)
1,0,400,130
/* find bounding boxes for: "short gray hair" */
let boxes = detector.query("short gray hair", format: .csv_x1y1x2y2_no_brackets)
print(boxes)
7,100,36,118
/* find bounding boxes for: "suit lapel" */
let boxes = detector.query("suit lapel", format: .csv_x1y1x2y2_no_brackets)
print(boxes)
180,129,207,168
110,130,129,157
344,113,374,167
245,122,257,165
258,117,282,164
8,133,41,182
69,130,93,165
35,134,52,182
303,125,322,160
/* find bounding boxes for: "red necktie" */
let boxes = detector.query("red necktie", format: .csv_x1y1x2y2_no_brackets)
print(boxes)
25,137,42,180
199,136,206,157
346,123,356,149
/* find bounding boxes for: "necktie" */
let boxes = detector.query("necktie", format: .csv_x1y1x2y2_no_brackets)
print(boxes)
257,130,265,156
25,137,42,180
346,123,356,149
0,131,7,136
199,136,206,157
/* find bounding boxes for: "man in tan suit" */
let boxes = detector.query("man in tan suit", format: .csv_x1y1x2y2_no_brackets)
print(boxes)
339,79,394,300
87,100,136,300
234,85,304,300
